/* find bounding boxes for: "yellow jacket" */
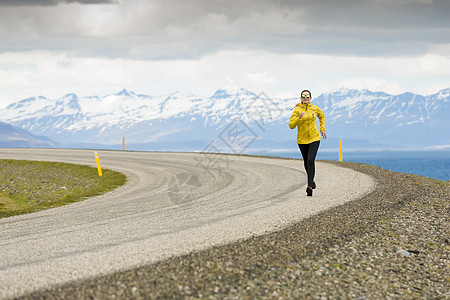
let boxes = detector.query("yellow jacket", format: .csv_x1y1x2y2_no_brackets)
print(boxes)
289,102,325,144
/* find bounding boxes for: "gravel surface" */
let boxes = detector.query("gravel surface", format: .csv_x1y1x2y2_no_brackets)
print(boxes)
17,159,449,299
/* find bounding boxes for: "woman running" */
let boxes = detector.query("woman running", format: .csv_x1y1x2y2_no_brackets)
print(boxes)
288,90,327,196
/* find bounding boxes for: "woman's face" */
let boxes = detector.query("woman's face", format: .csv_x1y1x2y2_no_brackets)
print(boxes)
301,92,311,104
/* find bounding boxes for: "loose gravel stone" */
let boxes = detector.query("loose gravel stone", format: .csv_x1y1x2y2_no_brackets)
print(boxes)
18,161,449,300
397,249,411,257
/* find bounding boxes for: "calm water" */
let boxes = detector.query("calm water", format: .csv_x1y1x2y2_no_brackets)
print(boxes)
256,150,450,181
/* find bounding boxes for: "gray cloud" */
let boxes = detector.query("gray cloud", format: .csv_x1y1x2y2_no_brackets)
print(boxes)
0,0,116,5
0,0,449,59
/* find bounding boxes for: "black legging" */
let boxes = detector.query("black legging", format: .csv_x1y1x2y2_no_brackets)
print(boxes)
298,141,320,187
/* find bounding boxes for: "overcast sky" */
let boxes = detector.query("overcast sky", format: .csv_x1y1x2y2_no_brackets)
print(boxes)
0,0,449,107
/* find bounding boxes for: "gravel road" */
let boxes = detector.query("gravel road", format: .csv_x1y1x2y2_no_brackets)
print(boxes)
0,148,374,299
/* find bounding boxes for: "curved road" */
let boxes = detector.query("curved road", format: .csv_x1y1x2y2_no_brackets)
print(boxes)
0,149,374,299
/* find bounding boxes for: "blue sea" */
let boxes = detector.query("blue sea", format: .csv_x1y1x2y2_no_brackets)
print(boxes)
256,150,450,181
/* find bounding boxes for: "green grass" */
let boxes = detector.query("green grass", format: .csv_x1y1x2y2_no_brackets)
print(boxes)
0,159,127,219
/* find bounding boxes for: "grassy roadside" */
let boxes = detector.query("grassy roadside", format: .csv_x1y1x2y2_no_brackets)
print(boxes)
0,159,127,219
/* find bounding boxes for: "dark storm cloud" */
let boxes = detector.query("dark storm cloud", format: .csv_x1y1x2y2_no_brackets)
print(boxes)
0,0,115,5
0,0,449,59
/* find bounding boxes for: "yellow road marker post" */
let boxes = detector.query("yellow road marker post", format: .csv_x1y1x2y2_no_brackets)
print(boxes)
122,137,125,151
339,139,343,162
94,152,103,177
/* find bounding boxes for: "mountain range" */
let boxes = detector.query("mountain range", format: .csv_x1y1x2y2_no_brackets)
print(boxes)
0,88,448,152
0,121,56,148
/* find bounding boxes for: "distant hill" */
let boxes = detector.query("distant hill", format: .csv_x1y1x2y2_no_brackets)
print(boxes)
0,121,56,148
0,88,448,151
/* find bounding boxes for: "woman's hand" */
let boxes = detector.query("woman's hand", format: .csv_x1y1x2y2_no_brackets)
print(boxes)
321,131,327,139
298,112,305,119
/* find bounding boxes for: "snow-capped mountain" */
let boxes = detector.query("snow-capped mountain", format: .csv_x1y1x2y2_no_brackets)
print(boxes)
0,121,56,148
312,88,450,148
0,88,448,151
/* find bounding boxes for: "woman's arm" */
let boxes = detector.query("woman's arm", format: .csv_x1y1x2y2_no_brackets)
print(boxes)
288,110,300,129
317,107,327,139
317,107,325,132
